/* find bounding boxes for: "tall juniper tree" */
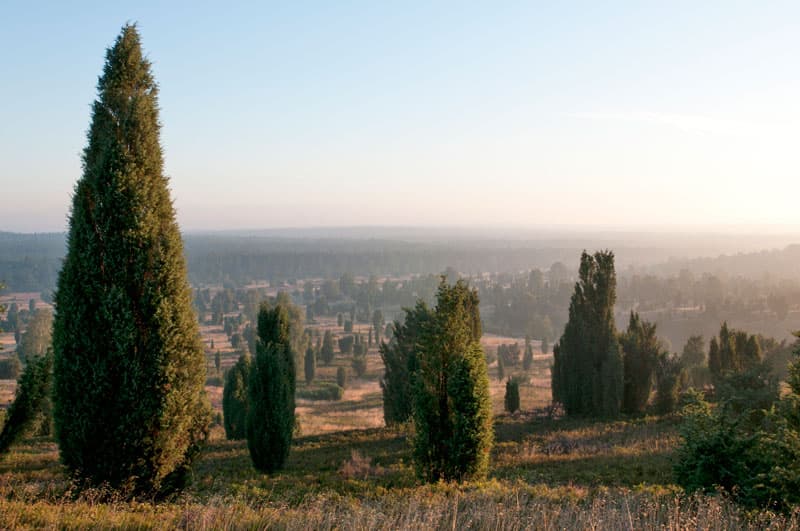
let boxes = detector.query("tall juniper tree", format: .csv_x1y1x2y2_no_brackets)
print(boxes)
52,25,210,493
552,250,623,417
222,351,251,440
247,302,296,473
413,279,493,482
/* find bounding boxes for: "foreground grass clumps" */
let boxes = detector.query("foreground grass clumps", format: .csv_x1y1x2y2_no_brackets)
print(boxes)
0,417,797,529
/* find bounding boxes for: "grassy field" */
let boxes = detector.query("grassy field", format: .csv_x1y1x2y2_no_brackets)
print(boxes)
0,313,797,528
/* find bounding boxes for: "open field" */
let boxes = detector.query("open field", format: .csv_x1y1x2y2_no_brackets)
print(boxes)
1,330,798,529
1,415,798,529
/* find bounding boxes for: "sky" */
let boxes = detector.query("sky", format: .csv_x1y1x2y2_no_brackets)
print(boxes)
1,1,799,232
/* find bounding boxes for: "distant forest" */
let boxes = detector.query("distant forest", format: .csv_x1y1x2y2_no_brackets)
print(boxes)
4,231,799,351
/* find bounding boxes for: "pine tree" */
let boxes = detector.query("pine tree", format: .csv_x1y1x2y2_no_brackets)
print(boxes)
380,302,429,426
413,279,493,482
52,25,210,493
246,303,296,472
222,351,251,440
304,344,316,384
541,337,550,355
620,312,661,415
552,250,623,417
321,330,335,365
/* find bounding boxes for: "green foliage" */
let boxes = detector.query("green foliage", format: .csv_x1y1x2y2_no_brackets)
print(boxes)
653,353,686,415
51,25,210,494
247,304,296,472
675,340,800,510
504,379,520,413
0,349,53,453
16,309,52,364
708,322,762,378
522,336,533,371
338,335,355,355
553,250,623,417
496,354,505,381
413,279,493,482
680,335,705,368
344,320,353,333
541,337,549,355
372,309,384,343
222,352,251,440
380,302,429,426
352,333,367,377
304,345,316,384
337,366,348,390
620,312,661,415
0,357,21,379
321,330,335,365
297,382,343,401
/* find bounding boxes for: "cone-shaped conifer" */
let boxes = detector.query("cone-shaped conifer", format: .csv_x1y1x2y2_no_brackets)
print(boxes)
52,24,210,493
246,303,296,472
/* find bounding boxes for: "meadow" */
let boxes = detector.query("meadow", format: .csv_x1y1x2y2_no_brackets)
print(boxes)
1,320,798,529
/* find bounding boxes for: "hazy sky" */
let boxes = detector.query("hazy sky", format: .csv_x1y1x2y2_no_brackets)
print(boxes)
2,1,799,232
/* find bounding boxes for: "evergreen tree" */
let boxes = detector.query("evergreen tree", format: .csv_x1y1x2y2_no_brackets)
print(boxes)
620,312,661,415
497,353,505,381
214,350,222,374
654,353,686,414
16,309,52,365
504,379,520,414
304,344,316,384
52,25,210,493
321,330,335,365
222,351,251,440
552,250,623,417
246,303,296,472
372,309,384,343
681,335,706,368
0,349,53,454
337,366,348,389
541,337,549,355
523,335,534,371
379,302,429,426
413,279,493,482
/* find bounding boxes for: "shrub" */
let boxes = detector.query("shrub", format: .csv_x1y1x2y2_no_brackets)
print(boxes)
0,357,21,379
247,304,296,472
413,279,492,482
297,382,343,401
504,379,520,413
0,350,53,453
222,352,251,440
337,366,348,390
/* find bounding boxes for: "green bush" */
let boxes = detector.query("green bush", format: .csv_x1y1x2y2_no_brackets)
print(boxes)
337,366,348,390
504,379,520,413
413,279,492,482
297,382,343,401
0,350,53,454
0,357,21,379
246,304,296,473
222,352,251,440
